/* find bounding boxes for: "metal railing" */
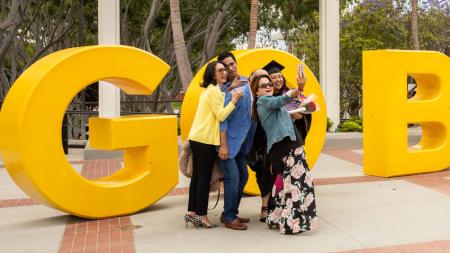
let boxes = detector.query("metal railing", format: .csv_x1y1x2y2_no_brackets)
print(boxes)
62,100,181,153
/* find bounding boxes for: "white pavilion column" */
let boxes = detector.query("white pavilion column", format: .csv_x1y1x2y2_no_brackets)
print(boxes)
98,0,121,117
319,0,340,131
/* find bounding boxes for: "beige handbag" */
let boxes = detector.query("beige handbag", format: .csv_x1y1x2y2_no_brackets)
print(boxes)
178,140,223,191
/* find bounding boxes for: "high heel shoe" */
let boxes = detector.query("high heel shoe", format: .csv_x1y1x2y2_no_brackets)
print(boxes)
267,222,279,230
260,206,269,223
194,216,217,229
183,213,196,228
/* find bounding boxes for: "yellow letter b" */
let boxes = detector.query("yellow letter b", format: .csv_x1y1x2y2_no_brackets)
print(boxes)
363,50,450,177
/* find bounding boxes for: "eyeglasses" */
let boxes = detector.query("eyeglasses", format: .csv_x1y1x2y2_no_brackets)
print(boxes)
217,68,228,74
258,82,273,89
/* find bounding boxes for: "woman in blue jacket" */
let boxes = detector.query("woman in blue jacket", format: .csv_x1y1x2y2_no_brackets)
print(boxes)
250,74,317,235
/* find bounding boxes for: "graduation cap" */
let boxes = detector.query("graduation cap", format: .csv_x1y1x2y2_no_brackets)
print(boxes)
263,60,285,74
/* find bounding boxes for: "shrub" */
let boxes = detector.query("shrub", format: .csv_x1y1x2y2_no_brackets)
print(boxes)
337,118,363,132
350,116,362,125
327,117,334,132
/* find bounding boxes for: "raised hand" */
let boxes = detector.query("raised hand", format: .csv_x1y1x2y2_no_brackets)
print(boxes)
290,88,300,98
297,63,307,91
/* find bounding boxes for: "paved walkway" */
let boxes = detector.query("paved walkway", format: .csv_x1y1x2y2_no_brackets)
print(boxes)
0,133,449,253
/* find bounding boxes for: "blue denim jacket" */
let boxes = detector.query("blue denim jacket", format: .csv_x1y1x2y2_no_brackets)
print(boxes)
220,76,255,158
256,94,296,153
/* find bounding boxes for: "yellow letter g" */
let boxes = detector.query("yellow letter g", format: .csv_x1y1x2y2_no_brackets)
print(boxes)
0,46,178,218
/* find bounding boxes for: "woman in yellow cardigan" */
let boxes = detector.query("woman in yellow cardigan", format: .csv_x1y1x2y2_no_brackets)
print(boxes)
185,61,243,229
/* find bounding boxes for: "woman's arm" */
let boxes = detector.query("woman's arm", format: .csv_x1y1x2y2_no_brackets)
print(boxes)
206,87,236,121
258,94,291,110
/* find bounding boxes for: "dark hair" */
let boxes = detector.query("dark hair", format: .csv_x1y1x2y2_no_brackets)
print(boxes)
218,51,236,63
201,61,225,88
250,74,271,121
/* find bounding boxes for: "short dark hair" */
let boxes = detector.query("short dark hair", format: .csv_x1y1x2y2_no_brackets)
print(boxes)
201,61,225,88
218,51,236,63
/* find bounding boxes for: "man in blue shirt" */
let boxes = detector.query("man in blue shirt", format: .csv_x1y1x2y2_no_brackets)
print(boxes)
217,51,256,230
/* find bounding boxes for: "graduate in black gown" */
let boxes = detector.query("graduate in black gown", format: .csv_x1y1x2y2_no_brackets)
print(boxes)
247,61,313,223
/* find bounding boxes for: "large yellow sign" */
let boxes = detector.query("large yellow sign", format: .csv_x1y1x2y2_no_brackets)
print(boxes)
180,49,327,195
0,46,178,218
363,50,450,177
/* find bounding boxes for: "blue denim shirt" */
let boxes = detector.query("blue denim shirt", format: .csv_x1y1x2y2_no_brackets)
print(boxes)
220,76,255,158
256,94,296,153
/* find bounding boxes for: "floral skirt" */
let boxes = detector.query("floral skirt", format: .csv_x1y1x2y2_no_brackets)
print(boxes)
266,146,318,235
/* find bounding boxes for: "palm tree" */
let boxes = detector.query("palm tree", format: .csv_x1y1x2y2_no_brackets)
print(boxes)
411,0,420,50
409,0,420,100
248,0,259,49
169,0,193,92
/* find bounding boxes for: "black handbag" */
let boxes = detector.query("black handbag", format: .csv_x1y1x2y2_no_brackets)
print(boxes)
293,120,304,147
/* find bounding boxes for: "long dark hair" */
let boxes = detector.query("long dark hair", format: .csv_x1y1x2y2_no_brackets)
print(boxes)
201,61,225,88
250,74,271,121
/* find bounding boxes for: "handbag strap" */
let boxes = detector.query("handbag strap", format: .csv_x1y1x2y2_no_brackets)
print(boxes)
208,188,221,210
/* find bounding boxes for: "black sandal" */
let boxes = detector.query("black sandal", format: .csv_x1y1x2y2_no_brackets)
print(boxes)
260,206,269,222
267,222,279,229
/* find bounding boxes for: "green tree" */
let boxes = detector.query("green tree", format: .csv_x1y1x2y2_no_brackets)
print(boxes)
292,0,448,118
340,0,410,116
418,0,449,54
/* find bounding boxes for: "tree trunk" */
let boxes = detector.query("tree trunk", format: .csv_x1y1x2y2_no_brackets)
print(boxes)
248,0,259,49
0,0,22,62
142,0,165,53
411,0,419,50
169,0,193,92
78,0,84,46
199,0,234,67
121,0,132,45
0,0,21,30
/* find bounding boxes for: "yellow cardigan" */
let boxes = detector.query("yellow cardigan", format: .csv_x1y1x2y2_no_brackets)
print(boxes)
188,84,235,145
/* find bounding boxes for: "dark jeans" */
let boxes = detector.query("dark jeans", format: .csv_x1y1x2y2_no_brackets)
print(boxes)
218,151,249,223
188,140,216,216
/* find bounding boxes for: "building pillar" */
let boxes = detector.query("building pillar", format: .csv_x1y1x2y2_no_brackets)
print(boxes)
320,0,340,131
98,0,121,117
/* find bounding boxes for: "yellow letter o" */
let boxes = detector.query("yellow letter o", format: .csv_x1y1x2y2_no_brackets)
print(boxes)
180,49,327,195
